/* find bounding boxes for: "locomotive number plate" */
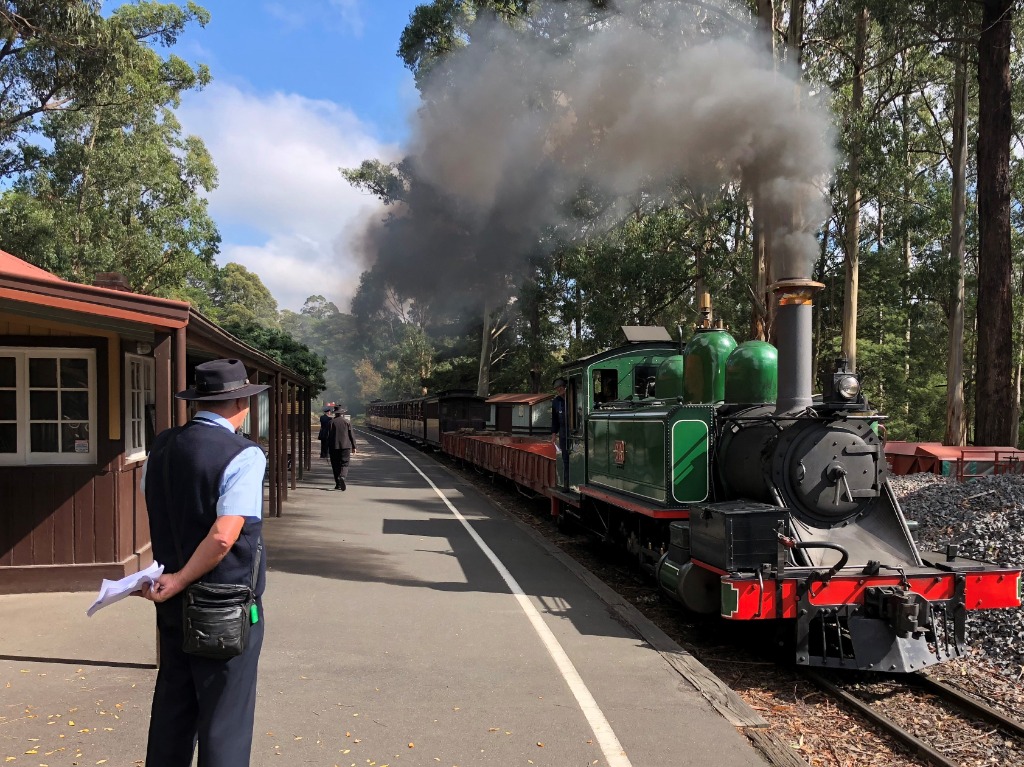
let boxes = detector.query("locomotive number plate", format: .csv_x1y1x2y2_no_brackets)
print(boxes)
613,440,626,466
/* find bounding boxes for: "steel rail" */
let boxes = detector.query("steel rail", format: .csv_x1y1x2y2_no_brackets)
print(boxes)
913,672,1024,740
803,671,960,767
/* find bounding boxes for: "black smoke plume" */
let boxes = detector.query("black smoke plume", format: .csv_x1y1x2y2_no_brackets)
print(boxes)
353,0,834,311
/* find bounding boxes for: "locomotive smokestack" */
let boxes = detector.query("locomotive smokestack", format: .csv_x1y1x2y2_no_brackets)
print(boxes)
772,279,824,415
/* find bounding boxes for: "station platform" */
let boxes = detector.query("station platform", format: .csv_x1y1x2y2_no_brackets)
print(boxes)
0,431,775,766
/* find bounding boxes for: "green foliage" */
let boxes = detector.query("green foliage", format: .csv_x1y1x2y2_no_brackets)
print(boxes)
207,263,280,328
398,1,535,90
340,159,408,205
0,1,218,294
219,320,326,396
0,1,211,176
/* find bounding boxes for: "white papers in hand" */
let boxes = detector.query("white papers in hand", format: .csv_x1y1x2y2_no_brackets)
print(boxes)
86,561,164,617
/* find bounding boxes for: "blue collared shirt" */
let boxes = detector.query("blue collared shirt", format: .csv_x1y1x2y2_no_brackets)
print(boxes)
141,411,266,519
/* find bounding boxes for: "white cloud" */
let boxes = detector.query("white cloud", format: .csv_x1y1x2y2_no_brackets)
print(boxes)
178,82,399,311
263,1,365,37
329,0,365,37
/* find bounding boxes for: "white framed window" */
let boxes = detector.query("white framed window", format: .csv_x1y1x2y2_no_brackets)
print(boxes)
0,348,98,466
124,354,155,462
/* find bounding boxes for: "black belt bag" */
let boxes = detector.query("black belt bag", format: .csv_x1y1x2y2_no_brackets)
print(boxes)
182,577,257,660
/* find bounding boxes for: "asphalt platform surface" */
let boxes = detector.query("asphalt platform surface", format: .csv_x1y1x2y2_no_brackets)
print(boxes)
0,431,770,767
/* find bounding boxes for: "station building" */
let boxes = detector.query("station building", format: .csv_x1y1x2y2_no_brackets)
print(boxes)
0,250,312,593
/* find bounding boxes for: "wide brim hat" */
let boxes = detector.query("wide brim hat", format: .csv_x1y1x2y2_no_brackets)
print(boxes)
176,358,270,401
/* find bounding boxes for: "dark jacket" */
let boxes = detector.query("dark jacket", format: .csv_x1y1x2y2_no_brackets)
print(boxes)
328,415,357,451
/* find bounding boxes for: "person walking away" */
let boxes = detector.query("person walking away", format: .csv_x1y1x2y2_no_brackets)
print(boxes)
551,377,569,488
139,358,269,767
318,406,332,459
328,407,357,490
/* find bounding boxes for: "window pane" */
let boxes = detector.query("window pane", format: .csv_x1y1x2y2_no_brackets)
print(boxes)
30,390,58,420
0,390,15,420
0,423,16,453
30,422,58,452
0,357,14,388
62,390,89,420
29,358,57,387
61,423,90,453
60,358,89,389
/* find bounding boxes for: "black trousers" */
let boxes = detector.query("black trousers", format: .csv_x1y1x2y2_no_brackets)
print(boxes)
329,448,351,484
146,600,265,767
319,437,329,458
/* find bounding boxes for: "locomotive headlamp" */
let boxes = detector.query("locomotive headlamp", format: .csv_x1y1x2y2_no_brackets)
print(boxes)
836,375,861,400
823,355,866,408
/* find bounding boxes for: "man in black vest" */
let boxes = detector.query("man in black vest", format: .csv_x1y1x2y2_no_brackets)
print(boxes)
140,359,269,767
327,406,357,490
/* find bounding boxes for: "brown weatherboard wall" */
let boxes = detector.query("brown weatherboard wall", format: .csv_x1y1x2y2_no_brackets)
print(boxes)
0,334,152,594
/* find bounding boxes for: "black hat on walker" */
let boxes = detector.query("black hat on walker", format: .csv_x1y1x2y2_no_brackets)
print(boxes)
553,376,567,388
176,359,270,401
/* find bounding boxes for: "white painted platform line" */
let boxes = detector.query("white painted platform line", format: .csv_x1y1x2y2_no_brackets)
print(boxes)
369,433,633,767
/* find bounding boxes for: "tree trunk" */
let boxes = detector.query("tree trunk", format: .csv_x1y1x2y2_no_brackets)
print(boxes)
901,67,912,418
574,282,582,340
975,0,1015,447
841,7,869,372
945,45,968,447
477,299,492,398
786,0,805,67
526,275,543,395
1012,265,1024,447
1012,310,1023,447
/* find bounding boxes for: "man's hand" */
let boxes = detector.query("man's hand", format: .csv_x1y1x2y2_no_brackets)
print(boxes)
139,516,246,603
139,572,187,603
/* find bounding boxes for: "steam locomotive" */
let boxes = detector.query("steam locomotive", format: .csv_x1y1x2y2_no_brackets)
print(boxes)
369,280,1021,672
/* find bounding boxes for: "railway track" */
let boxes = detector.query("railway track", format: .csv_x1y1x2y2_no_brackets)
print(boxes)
805,670,1024,767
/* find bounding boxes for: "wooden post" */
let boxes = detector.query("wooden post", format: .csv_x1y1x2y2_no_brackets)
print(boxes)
300,385,305,474
250,375,261,445
173,327,187,426
249,373,265,518
153,332,173,434
306,389,312,471
276,372,285,515
301,387,308,476
267,371,277,519
289,381,297,490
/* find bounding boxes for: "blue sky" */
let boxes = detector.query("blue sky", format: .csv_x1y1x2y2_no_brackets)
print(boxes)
168,1,423,311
